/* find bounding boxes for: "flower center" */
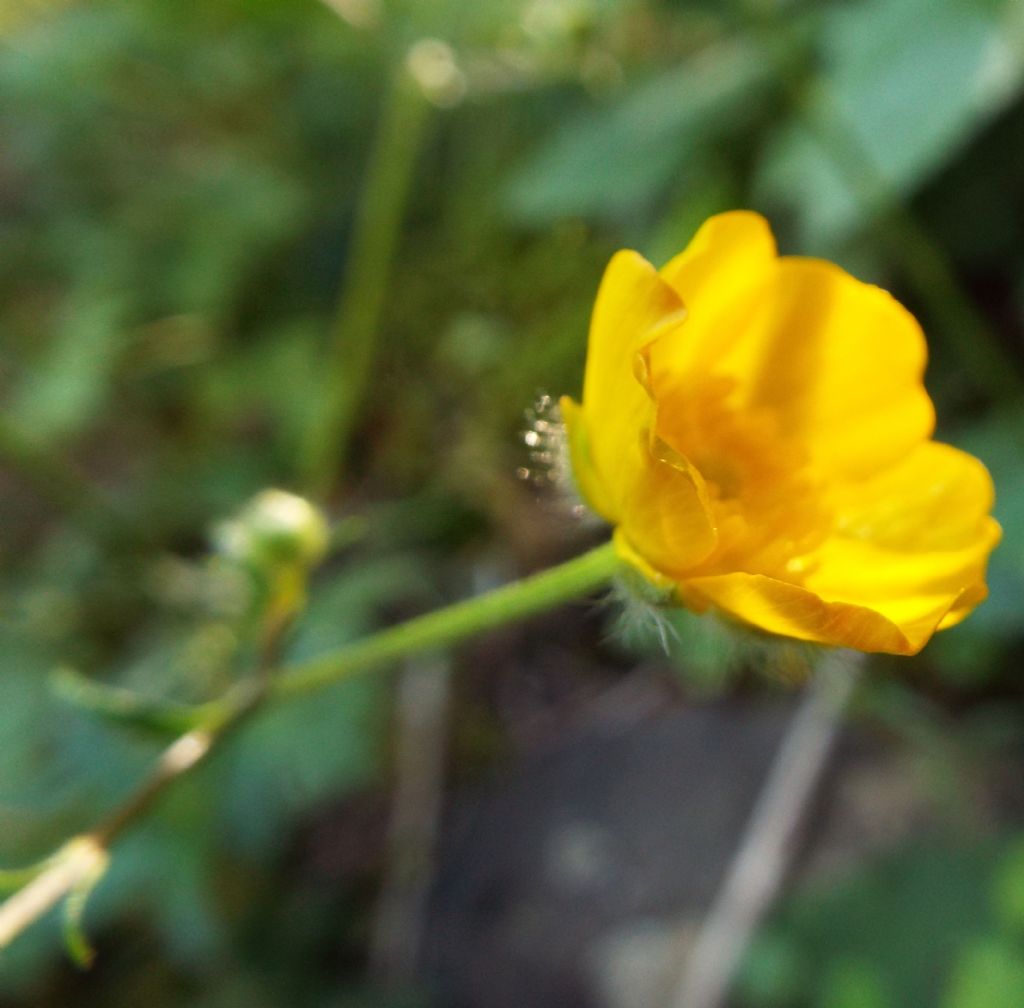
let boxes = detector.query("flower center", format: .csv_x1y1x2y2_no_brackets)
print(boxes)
655,375,830,581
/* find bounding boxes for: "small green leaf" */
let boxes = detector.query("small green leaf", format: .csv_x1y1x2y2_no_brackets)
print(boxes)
10,294,126,445
61,844,109,969
62,893,95,969
51,666,212,737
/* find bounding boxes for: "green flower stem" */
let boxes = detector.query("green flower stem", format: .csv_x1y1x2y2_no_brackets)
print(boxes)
271,540,622,699
58,541,621,733
6,542,619,954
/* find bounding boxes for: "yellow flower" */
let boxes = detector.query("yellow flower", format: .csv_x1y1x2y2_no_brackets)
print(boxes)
561,211,1000,655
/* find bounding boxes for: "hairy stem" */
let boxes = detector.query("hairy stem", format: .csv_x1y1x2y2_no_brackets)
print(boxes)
272,541,621,699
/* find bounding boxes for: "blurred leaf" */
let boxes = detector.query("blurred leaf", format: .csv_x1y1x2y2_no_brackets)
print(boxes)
159,154,308,318
742,844,999,1007
992,836,1024,934
737,929,807,1006
915,99,1024,265
193,317,327,476
756,0,1024,247
504,40,774,224
941,937,1024,1008
820,959,895,1008
10,294,126,444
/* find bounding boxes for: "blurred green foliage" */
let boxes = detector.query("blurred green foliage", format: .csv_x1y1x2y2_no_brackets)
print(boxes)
1,0,1024,1005
738,838,1024,1008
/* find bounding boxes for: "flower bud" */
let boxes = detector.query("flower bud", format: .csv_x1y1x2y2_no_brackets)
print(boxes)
216,489,329,574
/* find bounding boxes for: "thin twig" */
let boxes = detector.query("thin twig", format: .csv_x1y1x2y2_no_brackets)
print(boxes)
670,650,865,1008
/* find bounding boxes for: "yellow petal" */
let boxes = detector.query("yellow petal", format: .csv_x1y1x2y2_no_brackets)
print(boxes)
681,572,944,655
659,210,777,308
682,442,1002,654
826,440,995,552
650,211,778,385
937,581,989,630
616,435,718,576
731,257,936,478
801,441,1001,628
560,394,617,520
568,250,717,571
649,215,935,480
578,249,687,516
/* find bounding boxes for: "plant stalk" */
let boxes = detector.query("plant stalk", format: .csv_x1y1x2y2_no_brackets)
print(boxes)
0,541,620,953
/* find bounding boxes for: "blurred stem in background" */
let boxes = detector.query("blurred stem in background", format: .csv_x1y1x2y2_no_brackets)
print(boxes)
369,654,453,987
299,49,433,500
671,651,865,1008
0,536,620,956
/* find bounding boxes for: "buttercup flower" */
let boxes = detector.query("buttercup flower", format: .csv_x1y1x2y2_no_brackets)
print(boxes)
561,211,1000,655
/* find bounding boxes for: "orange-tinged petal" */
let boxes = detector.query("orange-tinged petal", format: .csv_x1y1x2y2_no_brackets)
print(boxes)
798,442,1001,632
826,441,994,552
802,530,998,607
681,443,1001,654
